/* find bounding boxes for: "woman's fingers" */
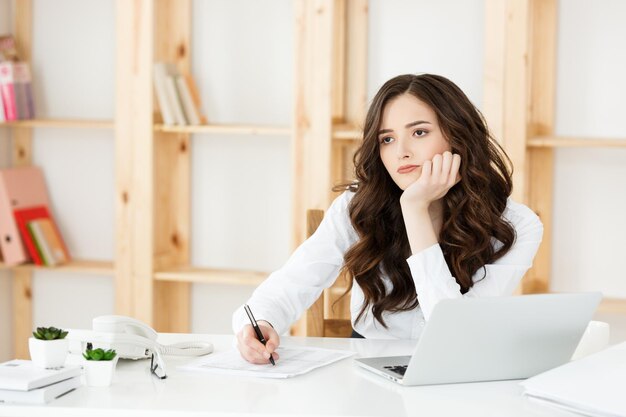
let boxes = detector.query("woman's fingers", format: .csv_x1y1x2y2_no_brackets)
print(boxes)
236,324,281,364
262,325,280,355
450,153,462,186
441,152,453,183
431,153,443,181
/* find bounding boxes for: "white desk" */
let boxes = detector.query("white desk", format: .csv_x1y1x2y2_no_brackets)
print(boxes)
0,334,576,417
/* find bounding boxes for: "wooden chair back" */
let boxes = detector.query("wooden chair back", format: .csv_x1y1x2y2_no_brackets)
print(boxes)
291,209,352,337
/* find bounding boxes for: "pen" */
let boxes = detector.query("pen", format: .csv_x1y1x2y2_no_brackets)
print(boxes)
244,304,276,366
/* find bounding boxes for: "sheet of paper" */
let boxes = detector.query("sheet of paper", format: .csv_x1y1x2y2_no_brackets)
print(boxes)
178,346,355,378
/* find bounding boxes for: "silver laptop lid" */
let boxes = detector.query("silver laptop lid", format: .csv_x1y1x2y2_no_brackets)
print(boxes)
401,292,602,385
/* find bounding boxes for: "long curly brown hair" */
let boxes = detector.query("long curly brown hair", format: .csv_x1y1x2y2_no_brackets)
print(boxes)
340,74,516,327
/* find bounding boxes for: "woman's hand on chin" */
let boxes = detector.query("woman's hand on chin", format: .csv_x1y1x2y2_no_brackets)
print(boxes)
400,151,461,209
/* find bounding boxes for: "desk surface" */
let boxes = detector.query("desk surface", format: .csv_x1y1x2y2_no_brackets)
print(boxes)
0,334,577,417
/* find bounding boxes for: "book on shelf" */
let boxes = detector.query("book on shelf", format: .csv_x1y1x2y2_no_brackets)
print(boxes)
153,62,176,125
0,60,34,121
14,205,71,266
0,75,4,122
164,73,188,125
0,167,51,265
27,218,69,266
0,166,70,266
153,61,205,126
0,360,82,405
13,61,35,119
0,61,17,121
176,75,201,125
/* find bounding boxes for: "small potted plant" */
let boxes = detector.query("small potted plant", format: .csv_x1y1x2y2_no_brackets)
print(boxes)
29,326,69,368
82,345,118,387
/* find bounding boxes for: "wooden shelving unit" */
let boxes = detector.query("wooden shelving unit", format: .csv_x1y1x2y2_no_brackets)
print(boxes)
2,1,119,358
483,0,625,313
6,0,624,355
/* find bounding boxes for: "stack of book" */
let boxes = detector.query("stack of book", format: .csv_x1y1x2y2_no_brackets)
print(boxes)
0,34,35,122
153,62,206,126
0,360,82,404
0,166,71,266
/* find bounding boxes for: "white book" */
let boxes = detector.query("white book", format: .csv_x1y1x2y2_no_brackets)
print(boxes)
0,359,82,391
165,75,188,125
0,375,81,404
153,62,176,125
27,220,57,266
175,75,201,125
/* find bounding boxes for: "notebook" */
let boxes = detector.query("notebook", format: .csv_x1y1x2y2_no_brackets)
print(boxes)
0,376,81,404
521,341,626,417
355,292,602,386
0,359,82,391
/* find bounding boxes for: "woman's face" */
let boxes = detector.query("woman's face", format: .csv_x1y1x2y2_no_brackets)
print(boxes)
378,93,451,190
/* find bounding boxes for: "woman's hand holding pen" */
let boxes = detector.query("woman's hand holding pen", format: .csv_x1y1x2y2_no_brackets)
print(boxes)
237,322,280,364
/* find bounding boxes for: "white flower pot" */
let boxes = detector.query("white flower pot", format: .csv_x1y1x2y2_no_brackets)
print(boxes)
83,357,118,387
28,338,69,369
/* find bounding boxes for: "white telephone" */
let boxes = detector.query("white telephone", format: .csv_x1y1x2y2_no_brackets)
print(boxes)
67,315,213,379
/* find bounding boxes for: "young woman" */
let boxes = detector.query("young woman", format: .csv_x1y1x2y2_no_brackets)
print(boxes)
232,73,543,364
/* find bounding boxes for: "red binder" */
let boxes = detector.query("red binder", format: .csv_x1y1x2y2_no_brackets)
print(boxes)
0,167,52,265
13,206,70,266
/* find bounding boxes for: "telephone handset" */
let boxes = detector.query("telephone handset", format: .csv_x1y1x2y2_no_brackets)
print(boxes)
67,315,213,379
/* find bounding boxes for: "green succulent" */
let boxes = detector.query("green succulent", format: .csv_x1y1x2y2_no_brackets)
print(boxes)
32,326,68,341
83,347,117,361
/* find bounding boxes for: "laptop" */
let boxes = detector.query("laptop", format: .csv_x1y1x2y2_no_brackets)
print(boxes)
354,292,602,386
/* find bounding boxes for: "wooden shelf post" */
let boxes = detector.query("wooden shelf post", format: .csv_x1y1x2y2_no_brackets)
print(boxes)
115,0,191,332
12,0,33,360
292,0,368,336
483,0,557,294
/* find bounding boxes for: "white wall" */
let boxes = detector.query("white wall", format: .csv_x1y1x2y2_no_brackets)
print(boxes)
1,0,625,361
551,0,626,296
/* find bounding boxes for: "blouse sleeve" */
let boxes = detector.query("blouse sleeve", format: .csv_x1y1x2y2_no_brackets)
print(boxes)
407,200,544,321
231,191,356,335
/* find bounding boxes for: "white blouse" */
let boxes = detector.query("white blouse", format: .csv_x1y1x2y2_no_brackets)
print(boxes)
232,191,543,339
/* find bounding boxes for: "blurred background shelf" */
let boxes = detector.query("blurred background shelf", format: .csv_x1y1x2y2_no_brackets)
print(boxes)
154,266,267,286
154,123,291,136
0,259,114,276
527,136,626,148
0,119,114,129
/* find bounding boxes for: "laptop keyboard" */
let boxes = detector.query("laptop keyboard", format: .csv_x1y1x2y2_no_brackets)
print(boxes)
384,365,407,376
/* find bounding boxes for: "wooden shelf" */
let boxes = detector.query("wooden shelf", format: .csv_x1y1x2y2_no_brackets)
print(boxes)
0,259,114,276
154,266,268,286
154,123,291,136
0,119,114,129
528,136,626,148
332,123,362,142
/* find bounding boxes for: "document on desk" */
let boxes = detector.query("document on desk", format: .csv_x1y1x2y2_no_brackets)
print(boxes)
178,346,355,378
520,341,626,417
